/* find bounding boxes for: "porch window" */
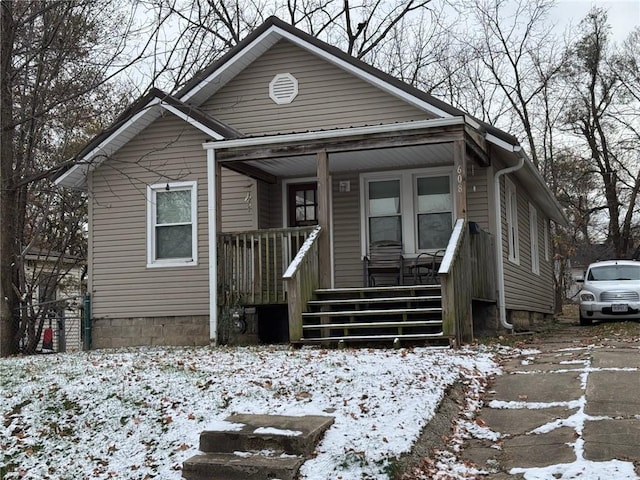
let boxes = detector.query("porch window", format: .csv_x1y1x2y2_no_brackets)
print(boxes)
362,170,454,256
368,180,401,243
416,176,452,250
147,181,197,267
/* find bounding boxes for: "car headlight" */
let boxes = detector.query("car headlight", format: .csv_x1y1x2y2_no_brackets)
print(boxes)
580,292,596,302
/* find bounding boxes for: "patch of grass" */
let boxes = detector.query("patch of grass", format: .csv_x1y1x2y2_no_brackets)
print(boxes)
589,320,640,338
380,456,403,478
339,450,368,470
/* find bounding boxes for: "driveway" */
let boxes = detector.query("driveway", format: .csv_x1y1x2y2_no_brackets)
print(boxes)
460,315,640,479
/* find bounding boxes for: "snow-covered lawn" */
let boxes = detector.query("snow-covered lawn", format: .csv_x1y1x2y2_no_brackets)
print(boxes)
0,345,499,479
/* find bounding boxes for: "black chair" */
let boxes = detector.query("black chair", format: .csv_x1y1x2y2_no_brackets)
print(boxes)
412,249,446,284
363,240,404,286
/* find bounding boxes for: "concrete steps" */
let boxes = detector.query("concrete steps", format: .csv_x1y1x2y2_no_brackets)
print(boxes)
182,414,334,480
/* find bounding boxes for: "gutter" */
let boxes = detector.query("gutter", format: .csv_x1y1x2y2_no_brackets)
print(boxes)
493,147,525,331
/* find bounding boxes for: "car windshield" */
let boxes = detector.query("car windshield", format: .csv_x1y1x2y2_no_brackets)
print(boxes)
588,265,640,281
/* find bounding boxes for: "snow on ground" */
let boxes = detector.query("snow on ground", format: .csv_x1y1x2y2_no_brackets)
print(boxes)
0,345,499,480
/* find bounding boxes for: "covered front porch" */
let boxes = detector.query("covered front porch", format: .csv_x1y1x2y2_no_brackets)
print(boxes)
207,117,498,346
216,220,494,346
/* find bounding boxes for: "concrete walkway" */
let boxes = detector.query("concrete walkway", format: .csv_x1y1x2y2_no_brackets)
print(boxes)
461,322,640,478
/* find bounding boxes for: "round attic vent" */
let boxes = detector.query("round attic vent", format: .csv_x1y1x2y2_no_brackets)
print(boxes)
269,73,298,104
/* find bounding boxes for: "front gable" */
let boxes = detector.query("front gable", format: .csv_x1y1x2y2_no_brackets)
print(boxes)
200,39,431,135
57,16,565,226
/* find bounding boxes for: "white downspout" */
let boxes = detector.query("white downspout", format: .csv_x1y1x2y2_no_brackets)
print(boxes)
494,149,525,331
207,148,218,345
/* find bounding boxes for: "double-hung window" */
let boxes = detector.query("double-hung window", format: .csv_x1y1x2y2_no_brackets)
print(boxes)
362,171,453,254
367,179,402,243
416,176,452,250
147,181,197,267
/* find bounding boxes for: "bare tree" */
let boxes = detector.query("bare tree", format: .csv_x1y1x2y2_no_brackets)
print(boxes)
1,0,143,355
141,0,442,92
455,0,565,167
561,8,640,258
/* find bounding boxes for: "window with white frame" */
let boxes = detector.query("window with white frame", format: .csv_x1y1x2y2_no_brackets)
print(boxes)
505,177,519,263
147,181,197,267
416,176,452,250
529,203,539,274
367,179,402,243
362,171,453,254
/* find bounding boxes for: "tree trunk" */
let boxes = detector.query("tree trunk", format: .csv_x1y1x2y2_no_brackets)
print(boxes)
0,0,18,355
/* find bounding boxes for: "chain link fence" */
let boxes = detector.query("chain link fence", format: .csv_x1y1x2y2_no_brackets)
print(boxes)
14,297,85,354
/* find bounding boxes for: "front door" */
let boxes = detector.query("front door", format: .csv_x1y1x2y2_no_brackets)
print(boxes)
287,182,318,263
288,182,318,227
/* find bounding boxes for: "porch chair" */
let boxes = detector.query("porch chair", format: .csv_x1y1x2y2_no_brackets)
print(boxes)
363,240,405,286
412,249,446,284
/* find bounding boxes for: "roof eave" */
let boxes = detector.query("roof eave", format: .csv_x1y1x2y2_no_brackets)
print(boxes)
55,91,240,190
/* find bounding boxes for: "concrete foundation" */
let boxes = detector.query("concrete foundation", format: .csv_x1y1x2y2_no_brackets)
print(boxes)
91,315,209,348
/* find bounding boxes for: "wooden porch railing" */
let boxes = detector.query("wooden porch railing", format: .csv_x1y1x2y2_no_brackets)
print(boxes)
283,226,322,343
469,224,496,301
439,219,495,345
217,226,317,306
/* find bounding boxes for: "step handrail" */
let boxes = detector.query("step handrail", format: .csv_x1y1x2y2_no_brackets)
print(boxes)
439,218,470,345
283,225,322,343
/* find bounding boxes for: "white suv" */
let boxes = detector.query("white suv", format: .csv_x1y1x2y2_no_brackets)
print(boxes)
577,260,640,325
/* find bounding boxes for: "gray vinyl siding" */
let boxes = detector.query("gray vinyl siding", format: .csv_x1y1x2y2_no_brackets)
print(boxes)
332,172,363,288
501,175,555,314
258,180,281,229
89,115,209,319
466,162,490,230
220,167,257,232
201,40,430,135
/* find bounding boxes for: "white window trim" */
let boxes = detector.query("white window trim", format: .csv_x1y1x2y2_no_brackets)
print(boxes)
529,203,540,275
364,174,403,249
413,173,454,253
360,167,454,257
543,220,550,262
505,177,520,264
147,180,198,268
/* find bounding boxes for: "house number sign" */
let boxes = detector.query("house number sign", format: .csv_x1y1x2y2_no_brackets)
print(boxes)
457,165,464,193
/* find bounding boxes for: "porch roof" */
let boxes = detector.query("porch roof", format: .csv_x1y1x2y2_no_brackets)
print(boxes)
204,117,568,225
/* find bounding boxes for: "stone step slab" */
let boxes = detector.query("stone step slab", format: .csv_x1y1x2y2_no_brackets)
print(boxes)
198,413,334,456
182,452,304,480
183,414,334,480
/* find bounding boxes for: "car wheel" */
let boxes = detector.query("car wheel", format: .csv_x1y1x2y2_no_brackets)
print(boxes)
579,314,592,326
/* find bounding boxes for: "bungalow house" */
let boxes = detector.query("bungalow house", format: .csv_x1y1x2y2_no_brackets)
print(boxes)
56,17,566,349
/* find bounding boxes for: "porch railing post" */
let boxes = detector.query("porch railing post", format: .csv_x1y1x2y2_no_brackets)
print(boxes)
439,219,472,345
283,226,322,344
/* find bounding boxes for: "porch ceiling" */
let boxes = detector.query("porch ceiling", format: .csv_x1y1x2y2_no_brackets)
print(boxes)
222,143,454,178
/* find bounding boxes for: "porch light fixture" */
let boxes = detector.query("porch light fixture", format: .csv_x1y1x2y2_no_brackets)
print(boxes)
269,73,298,104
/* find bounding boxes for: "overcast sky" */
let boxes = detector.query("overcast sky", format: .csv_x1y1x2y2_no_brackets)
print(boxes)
552,0,639,43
